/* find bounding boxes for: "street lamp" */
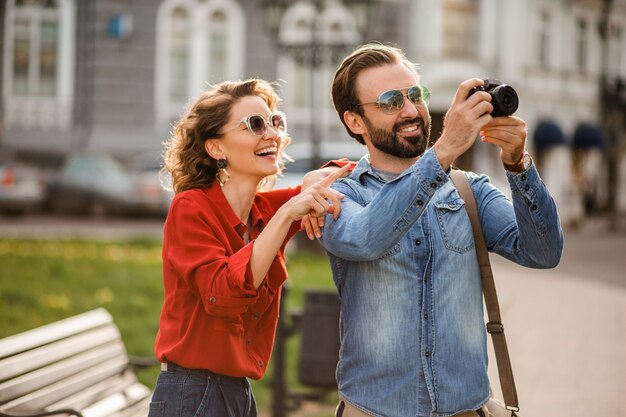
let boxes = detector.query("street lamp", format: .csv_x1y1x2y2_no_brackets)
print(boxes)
261,0,371,171
259,4,371,416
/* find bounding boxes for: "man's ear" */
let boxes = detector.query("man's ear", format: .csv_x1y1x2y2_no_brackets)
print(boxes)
343,110,367,137
204,139,225,160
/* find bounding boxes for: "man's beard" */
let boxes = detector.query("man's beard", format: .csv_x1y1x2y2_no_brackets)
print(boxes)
362,115,431,158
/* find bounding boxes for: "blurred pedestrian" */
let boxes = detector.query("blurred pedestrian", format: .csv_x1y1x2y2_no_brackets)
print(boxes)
148,79,348,417
319,43,564,417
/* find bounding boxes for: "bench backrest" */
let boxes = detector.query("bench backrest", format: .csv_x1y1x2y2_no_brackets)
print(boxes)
0,308,151,417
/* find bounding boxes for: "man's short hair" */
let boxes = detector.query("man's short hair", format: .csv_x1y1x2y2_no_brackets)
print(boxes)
331,43,419,144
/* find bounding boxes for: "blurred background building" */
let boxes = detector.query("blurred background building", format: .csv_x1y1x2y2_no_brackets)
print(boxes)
1,0,625,226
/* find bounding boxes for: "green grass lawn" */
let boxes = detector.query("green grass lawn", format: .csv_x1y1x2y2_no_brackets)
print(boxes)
0,237,337,416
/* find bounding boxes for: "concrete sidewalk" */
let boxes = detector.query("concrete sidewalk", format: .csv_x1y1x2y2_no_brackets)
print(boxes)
487,254,626,417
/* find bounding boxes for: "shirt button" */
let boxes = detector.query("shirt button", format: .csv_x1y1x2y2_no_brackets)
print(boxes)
258,361,264,367
417,199,424,206
530,204,538,211
430,182,437,189
209,296,216,304
425,351,431,357
524,185,530,191
521,174,527,181
436,176,443,182
253,313,260,320
415,239,421,246
423,313,428,320
246,338,252,345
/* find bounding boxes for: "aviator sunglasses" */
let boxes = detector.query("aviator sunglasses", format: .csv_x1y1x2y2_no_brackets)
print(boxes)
226,111,287,137
355,85,431,114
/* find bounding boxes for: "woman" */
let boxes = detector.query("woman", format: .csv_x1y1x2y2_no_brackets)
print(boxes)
147,79,347,417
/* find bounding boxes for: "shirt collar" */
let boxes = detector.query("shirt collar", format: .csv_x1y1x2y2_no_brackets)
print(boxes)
352,155,376,182
205,182,265,237
352,155,407,184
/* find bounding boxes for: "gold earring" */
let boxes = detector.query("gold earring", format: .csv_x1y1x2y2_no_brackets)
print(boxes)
216,158,230,187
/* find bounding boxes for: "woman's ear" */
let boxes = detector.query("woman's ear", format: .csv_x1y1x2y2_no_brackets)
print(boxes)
343,111,367,137
204,139,225,160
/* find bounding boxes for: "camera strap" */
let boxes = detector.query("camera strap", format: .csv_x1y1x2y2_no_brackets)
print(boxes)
450,169,520,413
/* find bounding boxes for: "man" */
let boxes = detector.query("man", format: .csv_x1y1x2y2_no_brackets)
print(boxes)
318,43,563,417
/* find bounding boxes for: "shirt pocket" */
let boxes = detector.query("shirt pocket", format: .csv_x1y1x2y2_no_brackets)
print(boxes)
434,198,474,254
206,296,247,333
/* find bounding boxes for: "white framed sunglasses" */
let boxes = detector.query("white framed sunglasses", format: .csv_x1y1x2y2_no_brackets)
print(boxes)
225,111,287,137
355,85,431,113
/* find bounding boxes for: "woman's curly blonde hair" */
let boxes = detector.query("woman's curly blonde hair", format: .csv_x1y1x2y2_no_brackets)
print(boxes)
162,79,291,194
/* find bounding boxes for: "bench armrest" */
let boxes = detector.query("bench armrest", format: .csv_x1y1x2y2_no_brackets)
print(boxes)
0,409,83,417
128,355,160,369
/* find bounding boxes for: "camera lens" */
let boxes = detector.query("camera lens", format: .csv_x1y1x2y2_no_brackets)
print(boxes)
491,85,519,117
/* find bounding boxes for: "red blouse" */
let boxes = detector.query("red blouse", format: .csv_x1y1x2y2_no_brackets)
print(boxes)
154,183,301,379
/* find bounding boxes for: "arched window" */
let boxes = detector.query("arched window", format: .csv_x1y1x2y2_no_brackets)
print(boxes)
155,0,245,127
3,0,75,129
168,7,190,102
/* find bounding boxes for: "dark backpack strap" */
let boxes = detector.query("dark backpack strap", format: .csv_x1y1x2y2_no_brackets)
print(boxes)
449,169,520,413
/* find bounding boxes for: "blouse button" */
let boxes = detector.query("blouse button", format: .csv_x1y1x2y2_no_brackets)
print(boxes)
209,296,216,304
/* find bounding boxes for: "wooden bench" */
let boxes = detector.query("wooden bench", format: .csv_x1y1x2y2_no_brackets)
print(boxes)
0,308,156,417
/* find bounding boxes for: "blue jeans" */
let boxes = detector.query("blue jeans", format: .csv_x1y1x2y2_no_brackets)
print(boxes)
148,362,257,417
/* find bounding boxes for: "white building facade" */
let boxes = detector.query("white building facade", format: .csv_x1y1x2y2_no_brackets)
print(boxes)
1,0,625,221
408,0,626,224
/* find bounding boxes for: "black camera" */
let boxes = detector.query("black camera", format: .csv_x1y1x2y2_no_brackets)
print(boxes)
467,79,519,117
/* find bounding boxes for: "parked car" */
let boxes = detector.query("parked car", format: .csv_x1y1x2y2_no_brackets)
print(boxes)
46,153,171,217
128,150,174,212
0,162,47,214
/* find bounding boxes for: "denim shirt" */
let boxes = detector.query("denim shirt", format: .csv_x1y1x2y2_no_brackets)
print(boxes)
319,147,563,417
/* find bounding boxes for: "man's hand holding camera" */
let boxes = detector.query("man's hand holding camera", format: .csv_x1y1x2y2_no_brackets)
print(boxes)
435,77,528,172
481,116,528,172
434,78,494,171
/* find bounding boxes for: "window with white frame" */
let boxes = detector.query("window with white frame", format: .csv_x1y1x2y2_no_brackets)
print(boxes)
168,7,190,102
442,0,479,59
575,17,589,74
207,10,228,83
155,0,245,127
537,9,551,69
3,0,75,129
608,24,623,77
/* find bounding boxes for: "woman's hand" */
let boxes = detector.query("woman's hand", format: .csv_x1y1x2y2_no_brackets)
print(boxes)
283,164,350,239
301,163,352,190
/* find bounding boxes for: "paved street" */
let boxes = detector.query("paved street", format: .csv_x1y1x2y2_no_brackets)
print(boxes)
1,214,625,416
489,217,626,417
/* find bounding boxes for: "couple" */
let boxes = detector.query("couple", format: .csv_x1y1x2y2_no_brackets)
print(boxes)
147,43,563,417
